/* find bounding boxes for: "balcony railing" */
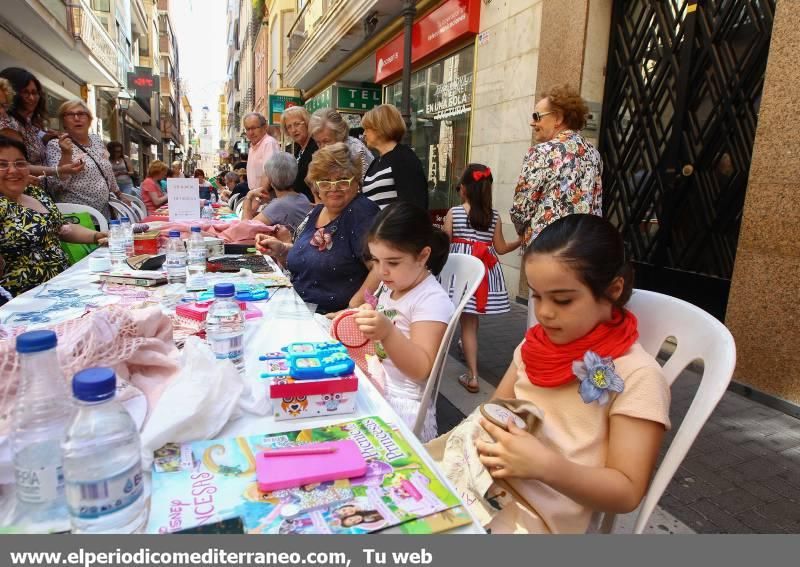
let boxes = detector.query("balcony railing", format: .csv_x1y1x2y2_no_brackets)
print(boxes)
66,0,119,80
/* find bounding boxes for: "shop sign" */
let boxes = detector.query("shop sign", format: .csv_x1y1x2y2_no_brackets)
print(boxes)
336,86,381,111
304,87,333,114
426,73,472,120
269,95,303,125
127,67,158,96
375,0,481,83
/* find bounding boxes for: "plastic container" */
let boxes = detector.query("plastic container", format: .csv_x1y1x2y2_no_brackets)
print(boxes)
206,283,245,373
165,230,186,284
62,367,146,534
133,230,160,255
12,330,72,532
119,216,134,257
185,226,207,291
108,220,127,271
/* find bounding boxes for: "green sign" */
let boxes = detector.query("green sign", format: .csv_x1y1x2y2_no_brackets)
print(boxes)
336,85,381,111
304,88,333,114
268,94,303,125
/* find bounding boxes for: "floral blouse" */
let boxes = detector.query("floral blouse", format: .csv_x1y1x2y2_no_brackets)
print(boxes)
46,132,118,220
510,129,603,244
0,185,70,297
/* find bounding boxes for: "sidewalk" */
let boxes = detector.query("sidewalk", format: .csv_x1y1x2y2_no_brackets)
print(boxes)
434,302,800,534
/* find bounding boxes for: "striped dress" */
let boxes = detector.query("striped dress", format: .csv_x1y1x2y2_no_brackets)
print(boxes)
449,206,510,315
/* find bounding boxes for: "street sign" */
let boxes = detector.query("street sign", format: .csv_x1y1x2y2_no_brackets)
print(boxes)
127,67,159,97
269,95,303,125
305,88,333,114
336,85,381,111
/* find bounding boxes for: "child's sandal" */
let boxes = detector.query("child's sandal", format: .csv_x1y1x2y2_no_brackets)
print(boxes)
458,373,480,393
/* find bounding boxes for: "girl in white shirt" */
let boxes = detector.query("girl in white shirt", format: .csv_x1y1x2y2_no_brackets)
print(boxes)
355,202,454,441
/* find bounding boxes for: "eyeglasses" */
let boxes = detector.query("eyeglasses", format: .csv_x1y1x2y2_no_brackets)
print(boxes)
0,160,30,171
531,111,555,122
315,178,353,193
63,111,90,119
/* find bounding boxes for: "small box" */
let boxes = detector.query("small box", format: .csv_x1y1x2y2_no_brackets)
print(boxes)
268,374,358,421
134,230,161,255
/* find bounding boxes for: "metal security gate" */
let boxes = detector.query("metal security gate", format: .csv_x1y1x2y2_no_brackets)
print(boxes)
600,0,775,319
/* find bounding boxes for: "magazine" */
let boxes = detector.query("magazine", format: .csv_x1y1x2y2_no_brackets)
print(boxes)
147,416,462,534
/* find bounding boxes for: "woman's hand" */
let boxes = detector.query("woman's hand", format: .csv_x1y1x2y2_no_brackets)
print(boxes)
94,231,109,246
57,133,73,156
255,234,288,257
247,186,271,207
475,418,560,481
274,225,292,243
354,304,394,341
59,158,84,176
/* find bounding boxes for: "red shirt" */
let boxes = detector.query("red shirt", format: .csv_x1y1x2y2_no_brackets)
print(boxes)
141,177,163,214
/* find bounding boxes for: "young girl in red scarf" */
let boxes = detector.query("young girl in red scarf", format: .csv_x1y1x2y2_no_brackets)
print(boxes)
444,164,521,394
432,214,671,533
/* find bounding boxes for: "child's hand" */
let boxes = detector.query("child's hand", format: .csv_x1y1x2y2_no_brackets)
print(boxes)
354,305,394,341
475,418,559,481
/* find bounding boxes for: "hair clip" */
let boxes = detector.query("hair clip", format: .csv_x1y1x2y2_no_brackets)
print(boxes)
472,167,492,182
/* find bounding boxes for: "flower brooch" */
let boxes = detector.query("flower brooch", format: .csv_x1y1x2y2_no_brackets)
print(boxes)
573,351,624,406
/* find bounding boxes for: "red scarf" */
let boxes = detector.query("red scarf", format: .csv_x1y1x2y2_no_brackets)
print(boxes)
521,309,639,387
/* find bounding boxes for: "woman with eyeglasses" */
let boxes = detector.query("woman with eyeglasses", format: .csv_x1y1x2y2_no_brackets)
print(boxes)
0,136,107,297
510,84,603,245
45,99,128,220
308,108,374,182
281,106,317,202
254,142,380,314
241,151,311,231
0,68,84,184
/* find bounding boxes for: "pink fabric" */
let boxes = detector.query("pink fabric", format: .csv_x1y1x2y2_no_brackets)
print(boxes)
0,306,180,436
247,134,280,191
156,220,278,244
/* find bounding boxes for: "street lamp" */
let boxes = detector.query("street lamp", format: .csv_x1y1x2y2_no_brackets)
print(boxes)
117,90,133,155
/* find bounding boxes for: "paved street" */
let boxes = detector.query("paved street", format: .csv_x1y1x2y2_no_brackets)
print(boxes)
435,302,800,534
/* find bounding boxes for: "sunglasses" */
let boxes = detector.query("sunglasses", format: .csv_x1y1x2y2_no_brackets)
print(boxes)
531,111,555,122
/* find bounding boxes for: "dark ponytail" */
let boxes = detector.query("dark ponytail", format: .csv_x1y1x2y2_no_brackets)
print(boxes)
458,163,493,232
524,214,634,309
367,202,450,275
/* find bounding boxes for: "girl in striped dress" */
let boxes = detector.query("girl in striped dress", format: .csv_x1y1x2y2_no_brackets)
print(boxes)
444,164,522,393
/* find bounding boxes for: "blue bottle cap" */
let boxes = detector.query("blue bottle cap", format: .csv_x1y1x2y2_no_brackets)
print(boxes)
16,330,57,353
110,219,120,225
121,216,130,222
191,226,201,232
72,367,116,402
214,283,236,298
169,230,181,238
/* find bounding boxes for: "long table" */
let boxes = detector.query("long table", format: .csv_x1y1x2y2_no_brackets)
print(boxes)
0,250,483,534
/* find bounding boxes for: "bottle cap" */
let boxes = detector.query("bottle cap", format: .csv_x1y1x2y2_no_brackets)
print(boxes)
110,219,120,225
72,367,116,402
121,216,130,222
191,226,201,232
169,230,181,238
214,283,236,298
16,330,57,353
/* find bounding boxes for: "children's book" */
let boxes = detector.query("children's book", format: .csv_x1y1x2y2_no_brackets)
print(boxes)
147,416,463,534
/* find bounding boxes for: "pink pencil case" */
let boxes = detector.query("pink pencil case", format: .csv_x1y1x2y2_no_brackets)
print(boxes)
255,440,367,492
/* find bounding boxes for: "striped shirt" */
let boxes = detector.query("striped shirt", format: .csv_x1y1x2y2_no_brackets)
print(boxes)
362,144,428,210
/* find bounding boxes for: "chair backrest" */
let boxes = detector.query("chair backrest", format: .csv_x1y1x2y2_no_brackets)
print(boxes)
234,199,245,218
413,253,485,438
591,289,736,533
125,195,147,222
227,193,241,212
108,199,137,223
56,203,109,232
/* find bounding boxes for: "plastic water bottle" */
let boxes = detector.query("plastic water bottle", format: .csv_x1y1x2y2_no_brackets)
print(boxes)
206,283,244,373
62,367,146,534
12,330,72,532
210,192,218,205
201,201,214,220
165,230,186,284
119,216,134,257
108,220,127,271
185,226,207,291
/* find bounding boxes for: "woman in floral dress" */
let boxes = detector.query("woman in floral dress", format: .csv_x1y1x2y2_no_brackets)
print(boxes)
509,84,603,246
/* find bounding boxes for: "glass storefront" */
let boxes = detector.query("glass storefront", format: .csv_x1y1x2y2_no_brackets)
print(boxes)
385,45,474,224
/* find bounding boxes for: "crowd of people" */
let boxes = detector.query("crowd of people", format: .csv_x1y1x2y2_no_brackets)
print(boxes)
1,75,675,534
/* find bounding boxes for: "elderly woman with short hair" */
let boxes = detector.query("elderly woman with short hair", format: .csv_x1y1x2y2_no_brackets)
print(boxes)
45,99,128,220
242,151,311,231
309,108,373,181
255,142,380,314
281,106,316,202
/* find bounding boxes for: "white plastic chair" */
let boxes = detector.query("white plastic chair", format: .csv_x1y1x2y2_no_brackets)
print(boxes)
124,195,147,221
234,199,245,218
108,198,138,223
56,203,109,232
412,253,485,438
227,193,242,212
586,289,737,533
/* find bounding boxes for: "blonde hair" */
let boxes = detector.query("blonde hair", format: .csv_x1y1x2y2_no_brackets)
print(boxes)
308,108,349,143
362,104,405,143
148,160,168,178
280,106,310,133
307,142,361,185
0,78,14,105
57,99,93,122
